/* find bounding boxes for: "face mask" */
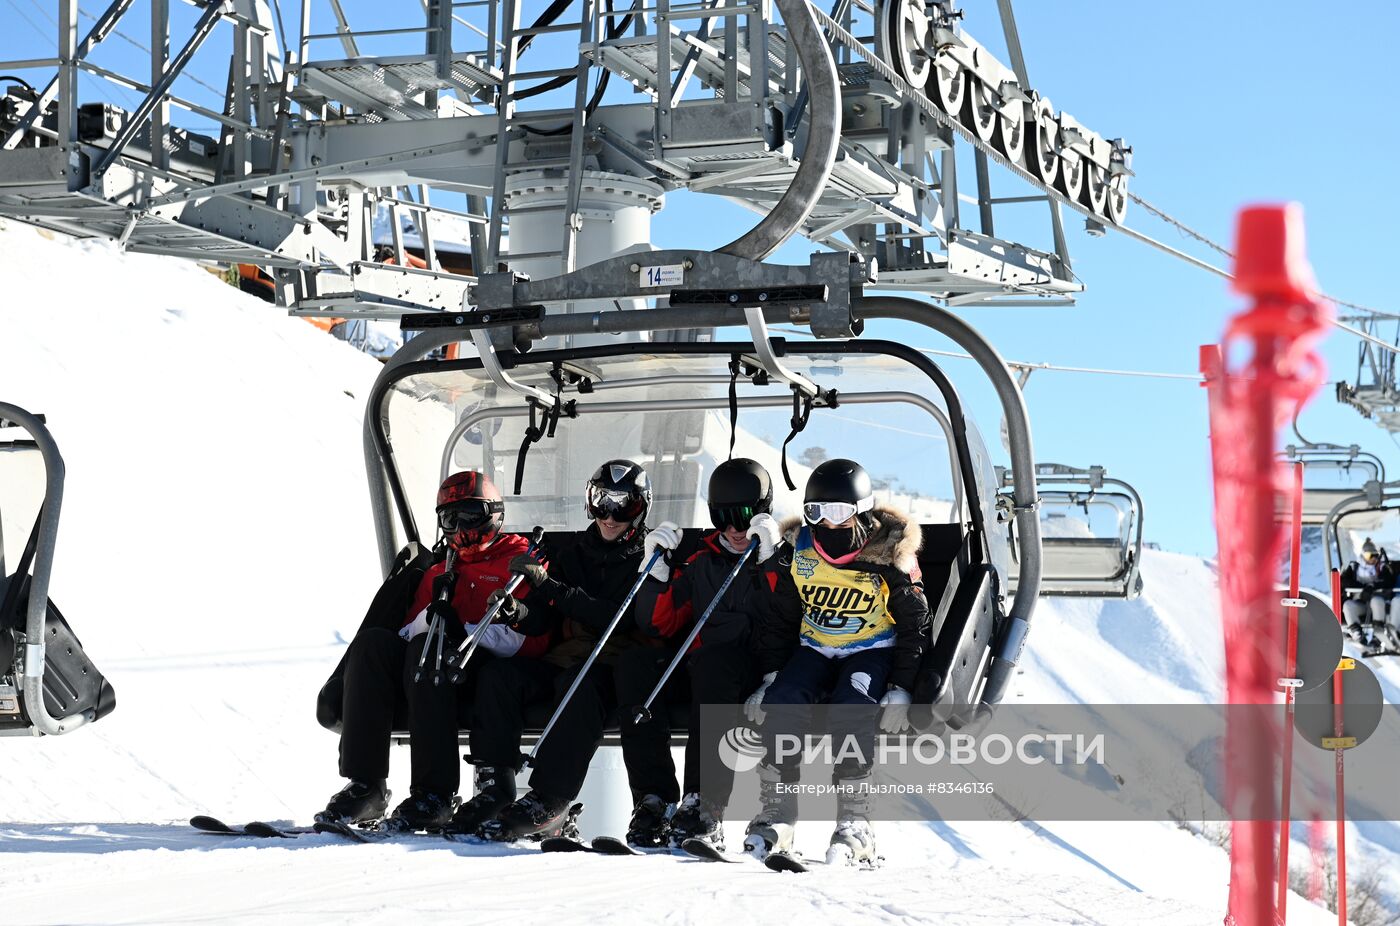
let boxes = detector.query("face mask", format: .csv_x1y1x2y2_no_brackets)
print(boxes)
814,523,861,558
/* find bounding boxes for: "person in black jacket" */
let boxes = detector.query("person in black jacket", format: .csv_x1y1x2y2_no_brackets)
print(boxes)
465,460,652,840
623,458,789,849
746,458,929,866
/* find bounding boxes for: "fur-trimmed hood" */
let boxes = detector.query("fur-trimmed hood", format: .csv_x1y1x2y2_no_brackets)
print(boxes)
779,506,922,574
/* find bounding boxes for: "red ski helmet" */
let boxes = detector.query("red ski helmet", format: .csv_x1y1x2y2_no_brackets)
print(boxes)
436,470,505,546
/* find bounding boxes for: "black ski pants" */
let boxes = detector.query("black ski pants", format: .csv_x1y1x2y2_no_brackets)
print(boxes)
337,626,487,795
618,640,761,808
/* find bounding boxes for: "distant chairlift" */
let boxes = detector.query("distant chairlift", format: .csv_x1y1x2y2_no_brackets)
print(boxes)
0,404,116,736
1277,442,1386,526
1322,478,1400,657
1001,463,1145,599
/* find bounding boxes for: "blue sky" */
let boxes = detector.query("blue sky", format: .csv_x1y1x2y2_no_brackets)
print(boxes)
4,1,1398,556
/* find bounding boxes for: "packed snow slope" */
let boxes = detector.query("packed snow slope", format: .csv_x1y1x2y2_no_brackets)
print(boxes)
0,222,1381,924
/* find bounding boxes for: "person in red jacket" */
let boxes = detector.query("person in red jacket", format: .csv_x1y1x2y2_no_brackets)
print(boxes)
316,471,543,830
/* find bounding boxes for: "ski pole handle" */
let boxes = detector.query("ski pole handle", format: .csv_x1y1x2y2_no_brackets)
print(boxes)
414,546,458,683
631,537,758,724
524,547,665,767
449,526,545,682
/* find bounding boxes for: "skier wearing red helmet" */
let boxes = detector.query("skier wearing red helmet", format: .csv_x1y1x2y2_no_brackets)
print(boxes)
316,470,544,832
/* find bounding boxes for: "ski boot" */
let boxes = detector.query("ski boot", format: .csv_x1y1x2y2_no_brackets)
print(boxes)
480,790,581,842
668,792,723,850
742,762,796,860
315,779,389,827
381,789,459,834
827,769,880,868
625,794,673,849
443,765,516,837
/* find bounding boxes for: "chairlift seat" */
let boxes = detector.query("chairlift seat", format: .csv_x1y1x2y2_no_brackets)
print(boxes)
0,574,117,734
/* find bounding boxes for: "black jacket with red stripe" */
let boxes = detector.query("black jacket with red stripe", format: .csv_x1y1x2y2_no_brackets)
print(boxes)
634,530,791,656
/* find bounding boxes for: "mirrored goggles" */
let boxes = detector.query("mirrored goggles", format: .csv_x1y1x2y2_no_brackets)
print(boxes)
586,485,645,522
710,504,758,531
803,498,872,525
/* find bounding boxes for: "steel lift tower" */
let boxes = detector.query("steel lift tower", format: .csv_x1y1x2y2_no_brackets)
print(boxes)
0,0,1132,321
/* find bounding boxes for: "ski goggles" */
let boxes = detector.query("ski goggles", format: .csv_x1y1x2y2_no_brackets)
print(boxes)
710,504,759,531
802,497,873,525
437,499,504,532
1364,551,1381,563
586,485,645,522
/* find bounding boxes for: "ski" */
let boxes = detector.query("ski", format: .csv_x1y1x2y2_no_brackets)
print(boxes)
764,851,815,873
312,819,431,843
680,837,745,863
540,836,595,854
190,815,314,838
588,834,646,857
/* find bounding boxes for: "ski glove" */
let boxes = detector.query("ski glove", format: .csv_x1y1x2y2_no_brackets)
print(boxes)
878,686,912,734
487,589,529,629
641,521,683,583
508,554,550,589
431,571,456,599
744,513,781,563
744,671,778,724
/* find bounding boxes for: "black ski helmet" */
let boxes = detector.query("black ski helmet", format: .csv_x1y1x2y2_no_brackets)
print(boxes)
708,458,773,530
803,459,875,521
585,459,652,529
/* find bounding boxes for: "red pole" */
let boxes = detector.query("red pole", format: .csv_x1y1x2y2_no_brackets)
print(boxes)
1328,570,1347,925
1204,205,1331,926
1276,461,1305,921
1333,663,1348,926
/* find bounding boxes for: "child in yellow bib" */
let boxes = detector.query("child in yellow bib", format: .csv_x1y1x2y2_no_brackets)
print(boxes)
745,460,930,867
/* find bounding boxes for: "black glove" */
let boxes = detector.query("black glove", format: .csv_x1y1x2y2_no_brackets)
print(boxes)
509,554,550,589
488,589,529,629
431,571,456,599
427,598,457,623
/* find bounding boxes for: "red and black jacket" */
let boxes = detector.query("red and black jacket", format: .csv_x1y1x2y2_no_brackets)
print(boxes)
634,530,788,655
403,532,547,658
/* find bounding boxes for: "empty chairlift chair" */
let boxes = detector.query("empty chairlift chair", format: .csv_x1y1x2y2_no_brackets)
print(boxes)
0,403,116,736
1002,463,1144,600
1277,444,1385,528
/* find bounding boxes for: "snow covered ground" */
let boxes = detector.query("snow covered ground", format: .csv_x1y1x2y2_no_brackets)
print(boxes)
0,221,1389,924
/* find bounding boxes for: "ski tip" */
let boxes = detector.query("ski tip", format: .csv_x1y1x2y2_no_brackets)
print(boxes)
190,815,236,834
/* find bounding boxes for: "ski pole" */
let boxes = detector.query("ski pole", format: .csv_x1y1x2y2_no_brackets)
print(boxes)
631,537,758,724
523,547,666,767
447,526,545,684
414,545,458,684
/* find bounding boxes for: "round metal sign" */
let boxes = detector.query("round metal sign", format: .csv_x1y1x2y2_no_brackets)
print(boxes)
1278,588,1344,692
1294,658,1384,751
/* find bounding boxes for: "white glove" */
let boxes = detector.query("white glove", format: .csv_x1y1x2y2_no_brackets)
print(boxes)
399,607,430,641
744,513,781,563
642,521,682,582
878,686,912,734
744,672,778,724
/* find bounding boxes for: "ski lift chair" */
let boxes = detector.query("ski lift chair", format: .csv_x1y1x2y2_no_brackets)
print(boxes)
322,276,1042,749
1000,463,1145,600
1277,445,1385,527
1323,486,1400,656
0,404,116,736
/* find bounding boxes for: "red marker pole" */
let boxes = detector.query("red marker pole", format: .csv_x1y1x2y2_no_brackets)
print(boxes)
1203,205,1331,926
1327,567,1346,921
1332,659,1349,926
1276,461,1305,922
